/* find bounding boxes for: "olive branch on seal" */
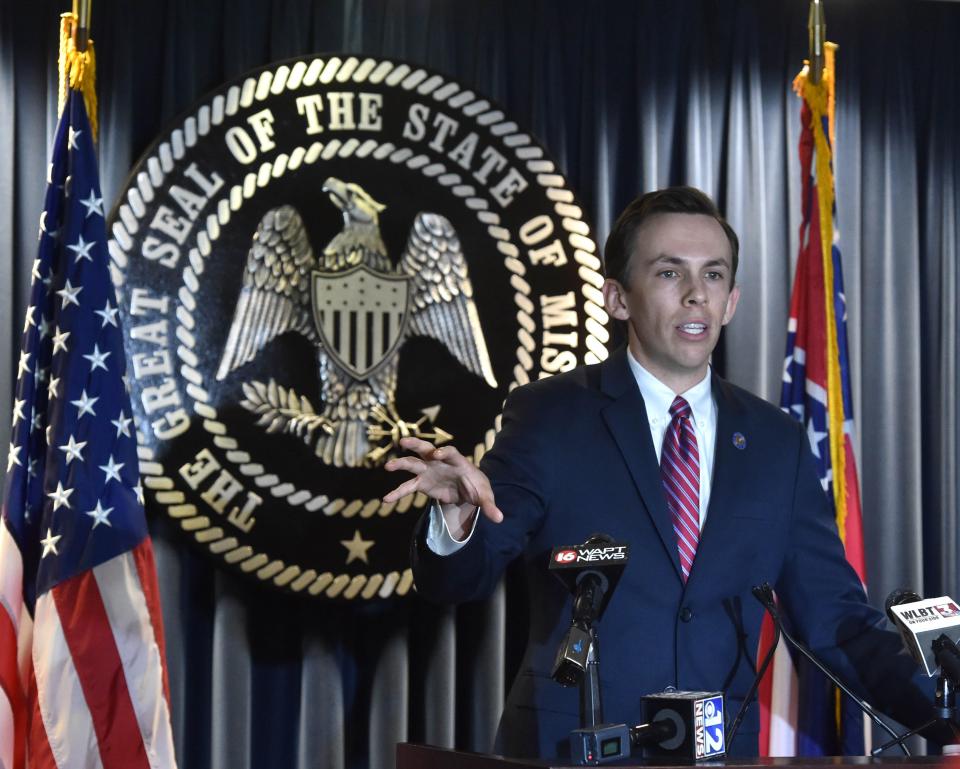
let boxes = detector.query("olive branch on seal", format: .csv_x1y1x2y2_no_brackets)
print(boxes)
239,379,334,442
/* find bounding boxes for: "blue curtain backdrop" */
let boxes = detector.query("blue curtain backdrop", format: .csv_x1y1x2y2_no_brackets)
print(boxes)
2,1,960,767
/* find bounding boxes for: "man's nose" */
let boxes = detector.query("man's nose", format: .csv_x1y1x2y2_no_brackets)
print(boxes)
683,279,707,305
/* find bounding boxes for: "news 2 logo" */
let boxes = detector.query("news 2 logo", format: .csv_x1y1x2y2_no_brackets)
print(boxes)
554,550,577,563
936,603,960,619
694,696,725,759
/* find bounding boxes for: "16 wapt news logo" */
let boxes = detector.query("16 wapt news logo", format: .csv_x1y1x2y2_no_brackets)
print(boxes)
107,55,607,599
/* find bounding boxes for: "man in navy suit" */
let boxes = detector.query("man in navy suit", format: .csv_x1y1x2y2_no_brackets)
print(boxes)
385,187,936,759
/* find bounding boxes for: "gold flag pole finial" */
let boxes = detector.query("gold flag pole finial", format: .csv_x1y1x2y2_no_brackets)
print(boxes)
808,0,826,85
59,0,98,141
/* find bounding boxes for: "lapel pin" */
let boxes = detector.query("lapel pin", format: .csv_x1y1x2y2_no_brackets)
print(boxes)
732,432,747,450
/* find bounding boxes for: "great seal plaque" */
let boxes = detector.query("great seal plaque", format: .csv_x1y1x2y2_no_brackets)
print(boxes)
107,55,608,599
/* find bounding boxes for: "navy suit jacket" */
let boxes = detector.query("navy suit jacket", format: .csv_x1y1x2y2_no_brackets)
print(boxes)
412,348,933,759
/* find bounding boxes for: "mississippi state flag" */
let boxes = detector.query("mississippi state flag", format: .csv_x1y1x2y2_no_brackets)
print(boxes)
0,72,178,769
760,43,867,756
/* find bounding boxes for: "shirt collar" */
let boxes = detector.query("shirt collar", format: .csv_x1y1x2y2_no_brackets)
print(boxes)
626,350,713,425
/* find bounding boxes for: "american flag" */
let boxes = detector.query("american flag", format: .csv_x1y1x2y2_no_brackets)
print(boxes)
758,42,867,757
0,87,177,768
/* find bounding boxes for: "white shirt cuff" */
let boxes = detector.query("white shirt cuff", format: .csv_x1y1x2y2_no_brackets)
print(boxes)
425,501,480,555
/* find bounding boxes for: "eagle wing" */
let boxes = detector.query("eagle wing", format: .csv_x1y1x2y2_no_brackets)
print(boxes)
400,213,497,388
216,205,318,381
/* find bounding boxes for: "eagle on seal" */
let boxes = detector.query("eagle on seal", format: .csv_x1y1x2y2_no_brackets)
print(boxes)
215,177,497,468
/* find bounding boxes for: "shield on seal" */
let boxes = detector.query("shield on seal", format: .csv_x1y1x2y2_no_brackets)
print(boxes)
311,265,411,380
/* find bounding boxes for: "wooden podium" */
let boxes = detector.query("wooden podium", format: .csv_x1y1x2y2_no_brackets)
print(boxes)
397,743,958,769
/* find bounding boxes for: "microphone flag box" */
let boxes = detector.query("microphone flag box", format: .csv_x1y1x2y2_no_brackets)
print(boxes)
641,691,726,761
889,596,960,676
549,540,629,618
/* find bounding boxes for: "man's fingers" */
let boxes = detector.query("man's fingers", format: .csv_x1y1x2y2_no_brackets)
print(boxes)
397,436,438,458
382,476,421,503
457,472,502,524
476,484,503,524
384,456,427,475
429,445,470,467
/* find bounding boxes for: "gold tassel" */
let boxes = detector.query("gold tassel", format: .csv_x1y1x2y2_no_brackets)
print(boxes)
56,11,98,143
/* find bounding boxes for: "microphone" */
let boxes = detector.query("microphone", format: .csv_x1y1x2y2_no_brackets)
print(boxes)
752,582,910,755
569,691,726,765
885,589,960,683
549,534,629,687
724,588,781,748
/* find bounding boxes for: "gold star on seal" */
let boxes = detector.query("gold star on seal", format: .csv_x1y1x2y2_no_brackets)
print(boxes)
340,530,374,565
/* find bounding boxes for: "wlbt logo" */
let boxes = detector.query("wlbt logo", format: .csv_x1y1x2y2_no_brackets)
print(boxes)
935,602,960,619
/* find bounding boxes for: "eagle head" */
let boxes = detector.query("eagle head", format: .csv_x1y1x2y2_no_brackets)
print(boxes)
322,177,386,226
320,178,390,271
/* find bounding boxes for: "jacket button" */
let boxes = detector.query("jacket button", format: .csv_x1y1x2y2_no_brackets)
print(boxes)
679,607,693,622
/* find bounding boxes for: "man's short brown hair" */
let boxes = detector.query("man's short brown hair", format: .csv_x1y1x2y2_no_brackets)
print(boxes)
603,186,740,286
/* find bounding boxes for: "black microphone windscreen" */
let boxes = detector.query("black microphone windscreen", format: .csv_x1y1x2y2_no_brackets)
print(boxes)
585,532,614,545
884,588,923,623
751,583,775,608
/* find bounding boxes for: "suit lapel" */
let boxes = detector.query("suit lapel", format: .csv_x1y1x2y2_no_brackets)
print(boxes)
691,374,752,584
600,350,683,581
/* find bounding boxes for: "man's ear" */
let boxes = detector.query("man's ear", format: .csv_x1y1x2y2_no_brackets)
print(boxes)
721,284,741,326
602,278,630,321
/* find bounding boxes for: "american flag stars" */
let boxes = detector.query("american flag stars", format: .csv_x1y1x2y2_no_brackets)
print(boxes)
67,233,95,262
95,301,119,328
40,528,61,558
23,305,36,333
6,445,21,472
11,399,26,428
51,326,70,354
99,456,124,484
59,435,87,464
56,278,82,308
4,90,152,607
83,344,110,372
79,189,103,218
112,413,132,438
71,389,98,418
85,501,112,528
16,351,31,379
47,482,73,512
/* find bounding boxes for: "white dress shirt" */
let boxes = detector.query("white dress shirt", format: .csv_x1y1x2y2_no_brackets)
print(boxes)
426,351,719,553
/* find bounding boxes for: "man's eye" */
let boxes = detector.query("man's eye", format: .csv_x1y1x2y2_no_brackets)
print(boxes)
705,271,725,281
659,270,678,279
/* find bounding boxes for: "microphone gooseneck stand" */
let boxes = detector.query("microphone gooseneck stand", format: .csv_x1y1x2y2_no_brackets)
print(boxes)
870,634,960,755
582,629,603,728
751,582,912,756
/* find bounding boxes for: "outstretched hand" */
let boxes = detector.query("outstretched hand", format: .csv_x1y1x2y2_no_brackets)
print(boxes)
383,437,503,528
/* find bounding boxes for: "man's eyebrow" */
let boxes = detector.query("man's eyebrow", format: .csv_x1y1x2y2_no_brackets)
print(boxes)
651,254,731,269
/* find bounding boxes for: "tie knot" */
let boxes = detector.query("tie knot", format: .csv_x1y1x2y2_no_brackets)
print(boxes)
669,396,691,420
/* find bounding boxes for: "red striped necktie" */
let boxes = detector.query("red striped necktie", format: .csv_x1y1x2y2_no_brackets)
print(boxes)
660,396,700,581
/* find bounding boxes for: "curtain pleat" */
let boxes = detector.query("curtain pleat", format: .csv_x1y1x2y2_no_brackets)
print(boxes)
3,2,960,767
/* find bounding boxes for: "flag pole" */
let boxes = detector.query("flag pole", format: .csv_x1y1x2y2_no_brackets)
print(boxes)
75,0,92,53
808,0,826,85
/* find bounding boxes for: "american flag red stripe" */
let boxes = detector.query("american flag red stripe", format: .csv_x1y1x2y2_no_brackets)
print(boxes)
52,570,152,769
130,543,171,706
27,667,56,769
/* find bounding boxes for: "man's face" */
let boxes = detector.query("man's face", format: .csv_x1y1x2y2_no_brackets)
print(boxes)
602,212,740,393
